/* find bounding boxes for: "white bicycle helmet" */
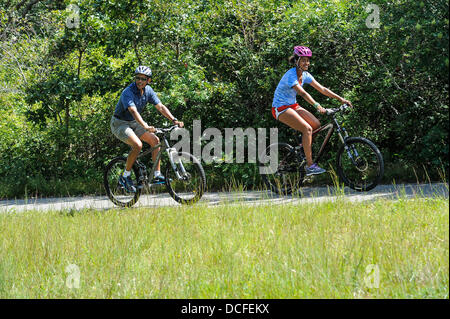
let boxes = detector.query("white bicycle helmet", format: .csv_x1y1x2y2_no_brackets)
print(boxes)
134,65,152,77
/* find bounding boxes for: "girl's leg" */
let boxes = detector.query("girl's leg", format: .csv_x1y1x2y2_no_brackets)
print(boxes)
278,108,314,167
295,107,321,131
295,108,322,163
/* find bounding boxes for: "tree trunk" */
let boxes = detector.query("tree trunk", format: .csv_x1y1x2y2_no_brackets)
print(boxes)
65,99,70,137
132,39,141,65
77,48,83,78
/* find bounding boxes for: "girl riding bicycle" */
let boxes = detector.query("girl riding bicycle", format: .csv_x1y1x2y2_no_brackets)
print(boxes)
272,46,352,176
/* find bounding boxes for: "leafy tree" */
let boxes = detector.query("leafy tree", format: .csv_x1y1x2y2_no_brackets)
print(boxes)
0,0,448,198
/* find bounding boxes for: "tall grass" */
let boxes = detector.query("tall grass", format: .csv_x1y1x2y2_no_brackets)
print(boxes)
0,196,448,298
1,162,448,200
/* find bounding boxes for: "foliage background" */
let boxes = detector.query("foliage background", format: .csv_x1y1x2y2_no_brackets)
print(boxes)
0,0,448,198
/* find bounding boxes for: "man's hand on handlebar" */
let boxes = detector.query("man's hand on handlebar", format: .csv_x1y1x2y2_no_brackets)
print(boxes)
145,124,156,133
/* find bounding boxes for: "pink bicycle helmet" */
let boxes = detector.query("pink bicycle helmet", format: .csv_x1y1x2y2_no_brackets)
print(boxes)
293,46,312,57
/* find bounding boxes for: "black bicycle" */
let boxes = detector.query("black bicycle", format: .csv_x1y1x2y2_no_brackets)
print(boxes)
260,104,384,194
104,125,206,207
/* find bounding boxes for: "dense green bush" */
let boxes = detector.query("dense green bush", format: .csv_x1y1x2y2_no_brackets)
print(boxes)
0,0,448,198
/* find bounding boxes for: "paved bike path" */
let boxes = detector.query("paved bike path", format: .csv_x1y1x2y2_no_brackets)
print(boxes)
0,183,447,213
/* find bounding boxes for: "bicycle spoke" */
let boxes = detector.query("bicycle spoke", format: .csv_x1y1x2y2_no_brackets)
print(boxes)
337,137,384,191
104,157,141,207
261,143,305,195
165,152,205,204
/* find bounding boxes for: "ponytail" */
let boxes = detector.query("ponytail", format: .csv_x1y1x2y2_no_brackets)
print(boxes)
289,55,299,65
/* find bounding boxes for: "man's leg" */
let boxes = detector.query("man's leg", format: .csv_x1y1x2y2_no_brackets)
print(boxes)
139,131,160,169
125,132,143,171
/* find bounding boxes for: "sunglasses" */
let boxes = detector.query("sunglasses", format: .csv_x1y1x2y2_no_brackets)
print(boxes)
135,76,149,82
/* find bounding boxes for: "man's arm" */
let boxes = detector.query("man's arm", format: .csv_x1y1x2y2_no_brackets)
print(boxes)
128,106,155,132
154,103,184,127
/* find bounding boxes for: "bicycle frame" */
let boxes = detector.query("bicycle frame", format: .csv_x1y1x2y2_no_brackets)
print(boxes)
294,110,350,165
135,130,187,187
137,138,165,181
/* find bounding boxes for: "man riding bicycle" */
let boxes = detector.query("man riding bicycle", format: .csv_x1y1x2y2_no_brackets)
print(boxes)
272,46,352,176
110,65,184,193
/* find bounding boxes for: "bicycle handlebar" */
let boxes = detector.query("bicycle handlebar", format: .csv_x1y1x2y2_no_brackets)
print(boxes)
154,125,180,135
325,103,351,116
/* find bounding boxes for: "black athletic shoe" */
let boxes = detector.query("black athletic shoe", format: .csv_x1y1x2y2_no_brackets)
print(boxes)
119,174,137,193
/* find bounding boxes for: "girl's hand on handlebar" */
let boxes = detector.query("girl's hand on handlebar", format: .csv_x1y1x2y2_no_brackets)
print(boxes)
174,120,184,128
341,99,353,108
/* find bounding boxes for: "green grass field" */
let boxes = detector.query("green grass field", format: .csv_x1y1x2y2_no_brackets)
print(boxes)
0,195,448,298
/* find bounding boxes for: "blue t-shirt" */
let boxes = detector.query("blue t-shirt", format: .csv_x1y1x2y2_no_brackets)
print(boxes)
114,82,161,121
272,68,315,108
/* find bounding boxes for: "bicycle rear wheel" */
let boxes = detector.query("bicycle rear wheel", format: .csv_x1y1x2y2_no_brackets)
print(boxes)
260,143,305,195
336,137,384,191
104,156,141,207
165,152,206,204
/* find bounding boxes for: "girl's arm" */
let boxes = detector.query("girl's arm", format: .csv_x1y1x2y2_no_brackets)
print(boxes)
293,84,327,114
310,80,352,107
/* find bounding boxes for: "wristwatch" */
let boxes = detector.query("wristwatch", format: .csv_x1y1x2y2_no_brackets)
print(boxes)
172,117,178,123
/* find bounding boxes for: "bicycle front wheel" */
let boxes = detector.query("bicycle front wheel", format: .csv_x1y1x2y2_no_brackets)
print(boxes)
336,137,384,191
165,152,206,204
104,156,141,207
260,143,305,195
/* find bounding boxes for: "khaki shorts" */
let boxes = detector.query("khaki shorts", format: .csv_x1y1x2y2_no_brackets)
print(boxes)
110,116,147,143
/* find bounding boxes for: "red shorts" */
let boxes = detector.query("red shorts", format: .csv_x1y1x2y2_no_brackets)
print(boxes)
271,103,300,120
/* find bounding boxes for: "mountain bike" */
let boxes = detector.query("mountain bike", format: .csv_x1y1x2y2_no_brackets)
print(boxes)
104,125,206,207
260,104,384,194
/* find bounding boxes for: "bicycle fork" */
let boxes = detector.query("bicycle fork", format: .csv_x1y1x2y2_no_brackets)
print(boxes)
167,148,188,180
335,118,360,165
